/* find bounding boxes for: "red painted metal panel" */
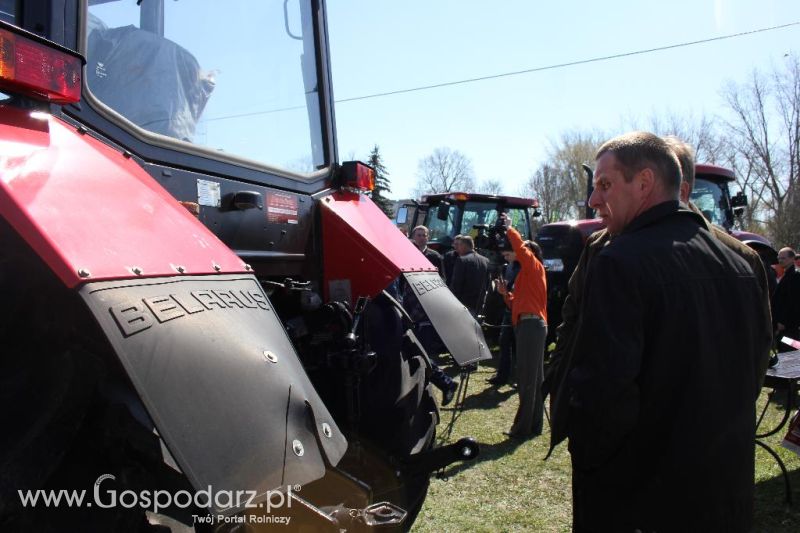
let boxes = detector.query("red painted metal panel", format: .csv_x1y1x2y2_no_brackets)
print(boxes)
321,191,436,301
0,107,247,287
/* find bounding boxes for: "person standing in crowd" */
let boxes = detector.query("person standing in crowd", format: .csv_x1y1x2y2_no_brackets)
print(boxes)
449,235,490,317
442,235,462,285
773,247,800,351
496,214,547,439
546,135,772,446
488,253,520,386
559,132,766,532
410,225,444,276
402,225,457,405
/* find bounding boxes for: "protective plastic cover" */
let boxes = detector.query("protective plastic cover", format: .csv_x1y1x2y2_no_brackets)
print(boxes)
402,272,492,366
87,23,214,141
80,274,346,513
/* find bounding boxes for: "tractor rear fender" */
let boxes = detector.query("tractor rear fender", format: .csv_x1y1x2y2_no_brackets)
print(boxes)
321,192,491,366
0,109,346,512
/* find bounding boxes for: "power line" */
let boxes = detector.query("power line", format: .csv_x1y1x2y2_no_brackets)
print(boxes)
203,21,799,122
336,21,800,104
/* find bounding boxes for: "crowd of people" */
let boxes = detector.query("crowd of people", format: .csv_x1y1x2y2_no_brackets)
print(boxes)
403,130,798,532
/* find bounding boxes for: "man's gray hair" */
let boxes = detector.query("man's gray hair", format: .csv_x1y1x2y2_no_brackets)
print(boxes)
596,131,682,196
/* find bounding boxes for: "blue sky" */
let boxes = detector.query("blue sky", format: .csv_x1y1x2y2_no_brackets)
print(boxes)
327,0,800,200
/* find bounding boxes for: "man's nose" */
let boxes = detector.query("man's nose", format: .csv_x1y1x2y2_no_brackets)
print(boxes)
588,187,601,209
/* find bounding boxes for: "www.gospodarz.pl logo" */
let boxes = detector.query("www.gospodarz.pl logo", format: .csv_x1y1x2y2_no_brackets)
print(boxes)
17,473,297,518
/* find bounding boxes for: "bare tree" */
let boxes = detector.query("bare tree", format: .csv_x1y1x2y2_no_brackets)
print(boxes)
522,163,574,223
722,54,800,247
638,111,727,165
477,178,504,195
522,130,604,222
413,147,475,196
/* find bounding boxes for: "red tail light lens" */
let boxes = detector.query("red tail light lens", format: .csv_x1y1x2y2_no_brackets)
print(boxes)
340,161,375,191
0,26,82,104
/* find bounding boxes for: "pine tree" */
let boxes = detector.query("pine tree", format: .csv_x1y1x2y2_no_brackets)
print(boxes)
366,145,394,218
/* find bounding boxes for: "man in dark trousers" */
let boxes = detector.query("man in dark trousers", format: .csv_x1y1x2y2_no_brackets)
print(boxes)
403,225,457,405
773,247,800,351
559,132,767,532
488,254,520,386
449,235,490,316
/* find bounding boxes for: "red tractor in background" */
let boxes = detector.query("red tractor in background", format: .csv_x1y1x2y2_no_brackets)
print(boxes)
536,163,775,344
398,192,541,338
0,1,488,531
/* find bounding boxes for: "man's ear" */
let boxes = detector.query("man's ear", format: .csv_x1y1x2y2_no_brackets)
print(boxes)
679,180,690,203
636,167,656,197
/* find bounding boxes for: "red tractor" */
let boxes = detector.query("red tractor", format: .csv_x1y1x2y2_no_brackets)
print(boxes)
536,163,775,344
0,2,488,531
399,192,540,337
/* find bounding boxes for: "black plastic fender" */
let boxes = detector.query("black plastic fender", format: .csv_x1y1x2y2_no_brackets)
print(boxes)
79,274,346,514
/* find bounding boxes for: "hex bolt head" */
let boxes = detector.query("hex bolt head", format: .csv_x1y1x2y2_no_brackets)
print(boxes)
244,264,253,271
292,439,304,457
322,423,332,438
175,265,186,274
213,263,221,272
131,266,143,276
78,268,91,278
263,350,278,364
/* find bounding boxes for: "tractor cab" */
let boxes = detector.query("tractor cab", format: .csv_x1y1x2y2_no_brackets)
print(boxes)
411,192,539,259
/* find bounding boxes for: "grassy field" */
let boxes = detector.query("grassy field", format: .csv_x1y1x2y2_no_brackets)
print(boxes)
412,362,800,532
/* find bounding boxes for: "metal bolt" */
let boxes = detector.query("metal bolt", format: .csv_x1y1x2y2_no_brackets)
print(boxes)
461,446,473,458
263,351,278,364
322,423,332,438
292,439,304,457
244,264,253,271
175,265,186,274
77,268,91,278
131,266,143,276
213,263,221,272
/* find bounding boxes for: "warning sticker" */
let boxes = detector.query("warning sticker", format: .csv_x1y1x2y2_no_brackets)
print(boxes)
197,179,221,207
267,192,299,224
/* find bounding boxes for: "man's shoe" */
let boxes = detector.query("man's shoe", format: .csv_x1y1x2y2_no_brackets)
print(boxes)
442,383,457,406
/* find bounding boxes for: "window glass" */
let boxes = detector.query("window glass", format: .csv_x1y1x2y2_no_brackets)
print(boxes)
85,0,324,175
691,178,728,227
0,0,15,24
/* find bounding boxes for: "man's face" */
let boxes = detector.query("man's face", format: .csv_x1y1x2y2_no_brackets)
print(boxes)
412,229,428,249
454,240,467,256
501,251,516,263
778,250,795,270
589,152,645,235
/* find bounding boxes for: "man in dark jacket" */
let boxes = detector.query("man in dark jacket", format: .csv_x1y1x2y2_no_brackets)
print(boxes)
410,225,444,276
546,137,773,449
773,247,800,351
449,235,490,316
562,132,766,532
404,225,457,404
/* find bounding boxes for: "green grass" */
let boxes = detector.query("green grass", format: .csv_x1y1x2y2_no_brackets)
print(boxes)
412,362,800,532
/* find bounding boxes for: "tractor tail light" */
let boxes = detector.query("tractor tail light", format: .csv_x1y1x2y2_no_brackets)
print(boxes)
340,161,375,191
0,23,83,104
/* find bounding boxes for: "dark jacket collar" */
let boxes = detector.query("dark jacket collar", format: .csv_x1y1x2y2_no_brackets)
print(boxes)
619,200,704,237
